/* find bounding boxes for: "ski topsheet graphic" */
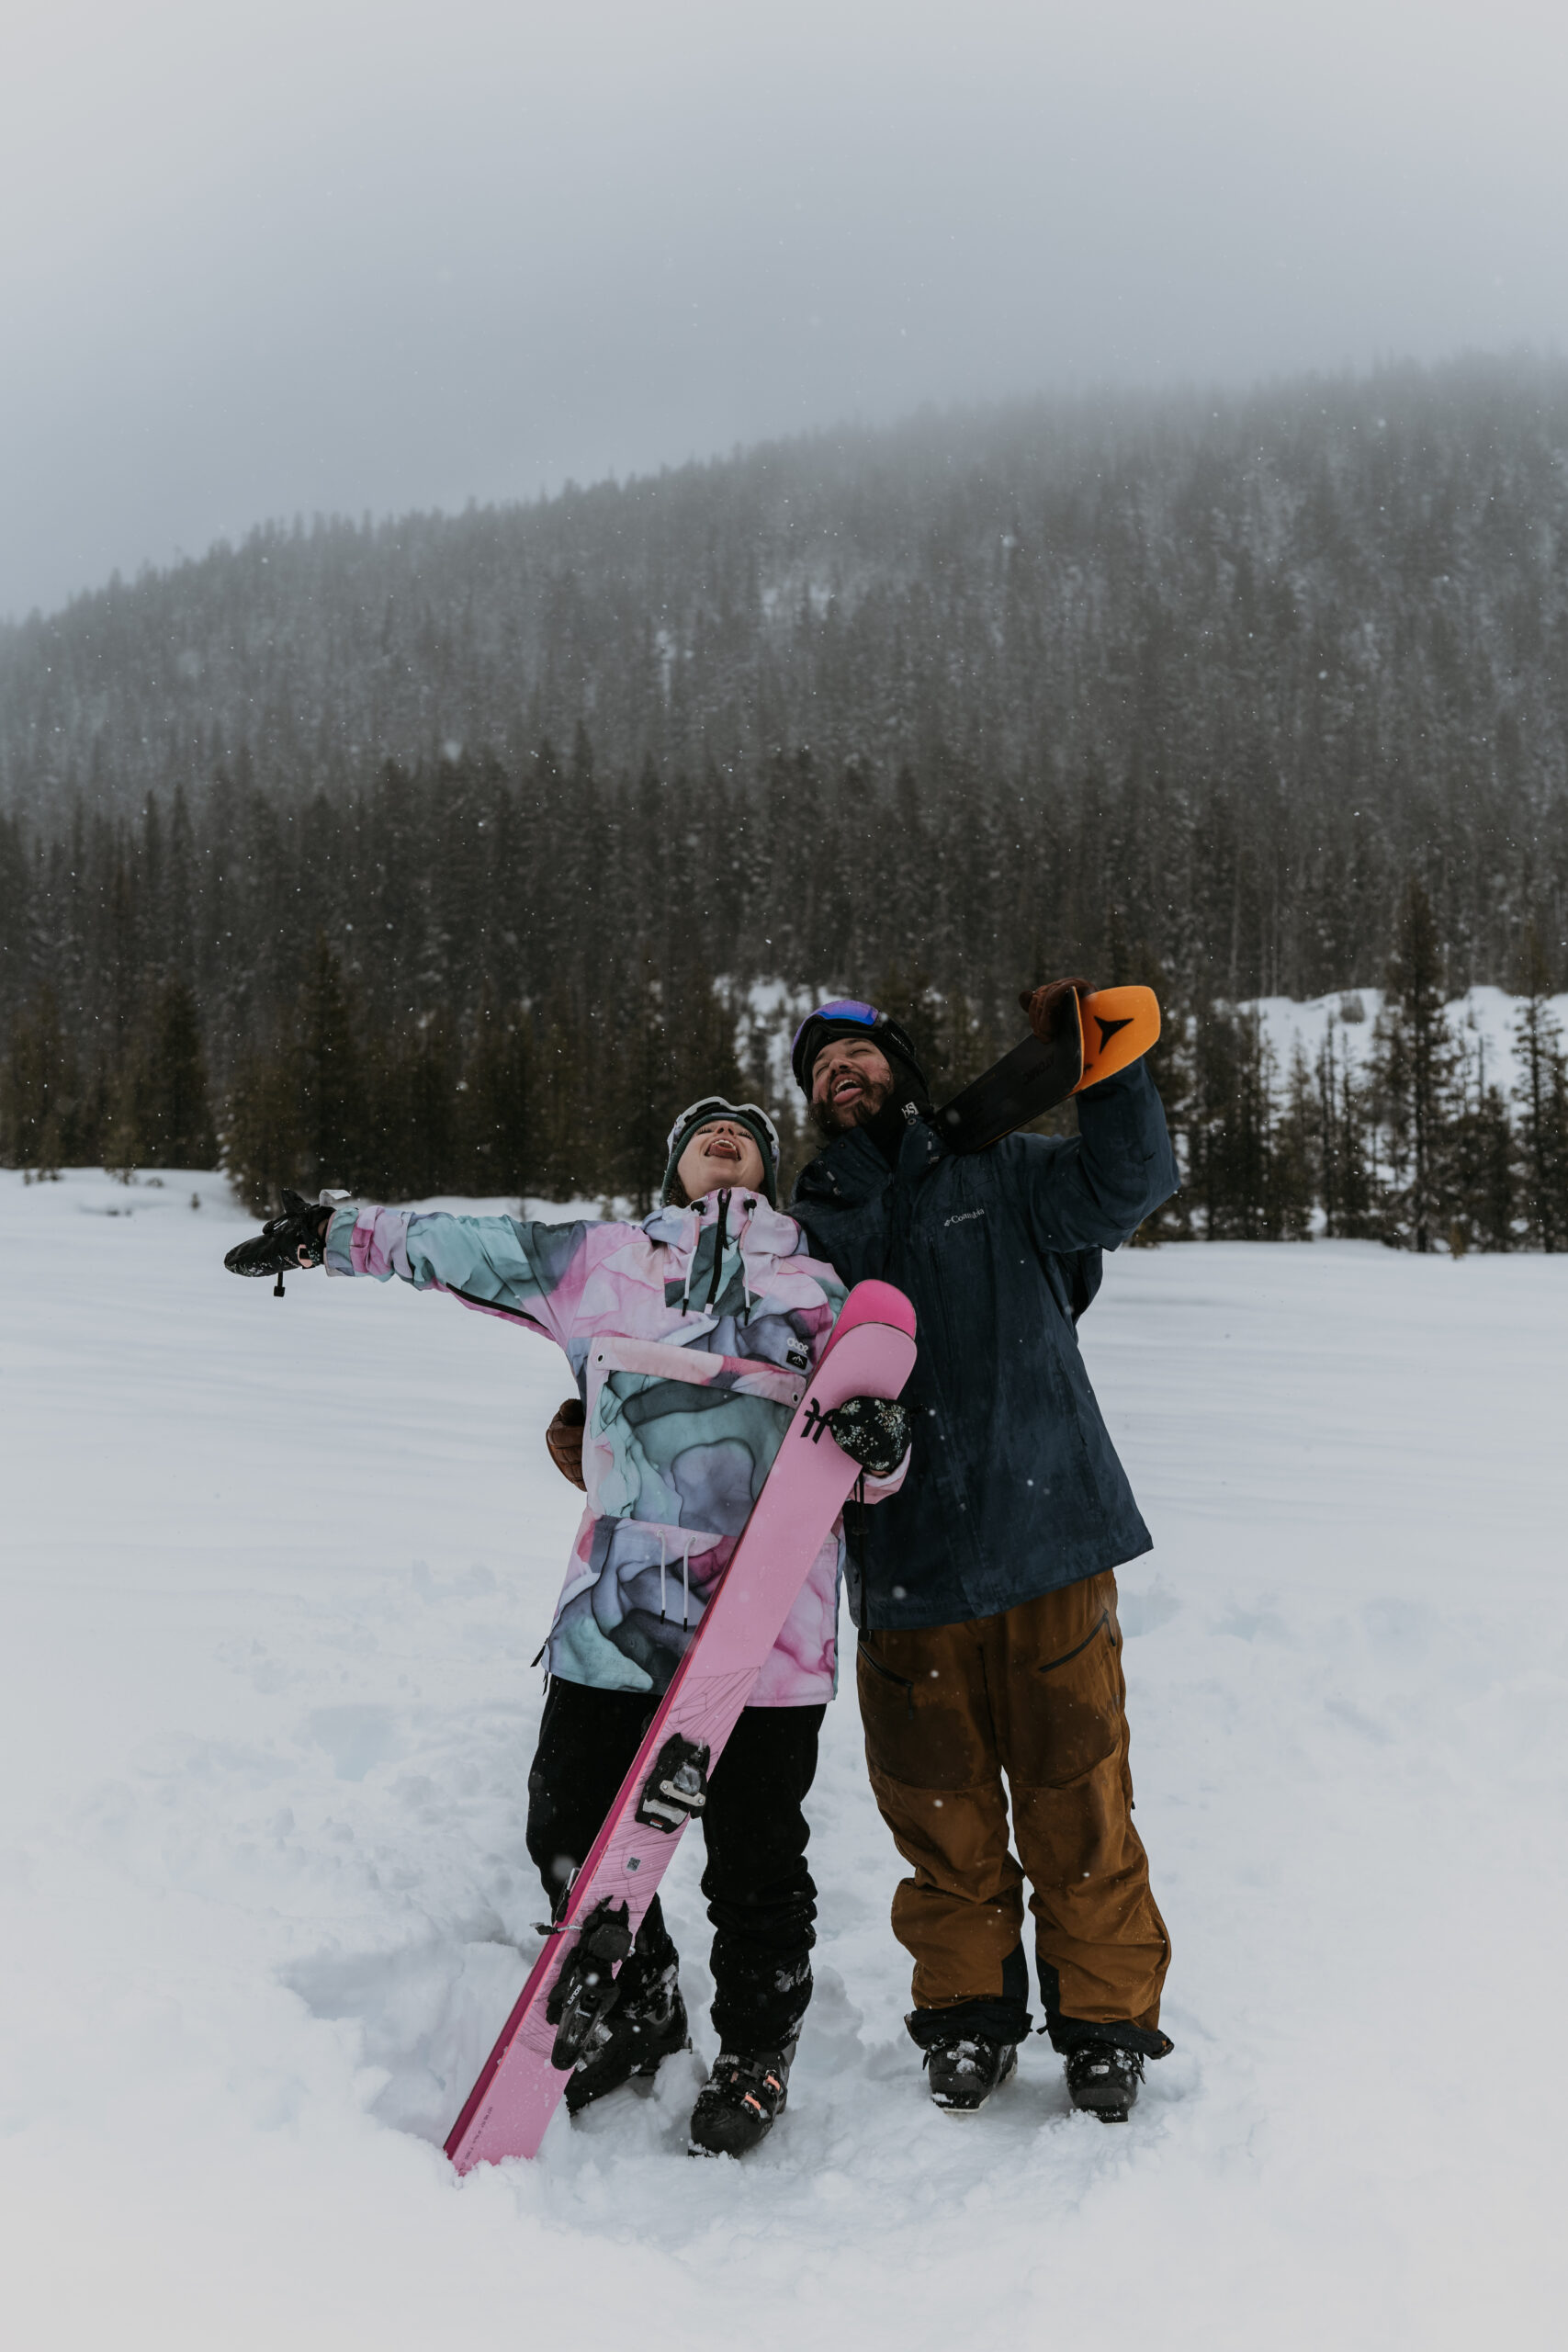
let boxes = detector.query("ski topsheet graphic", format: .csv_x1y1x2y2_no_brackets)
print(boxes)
935,985,1162,1154
445,1277,918,2170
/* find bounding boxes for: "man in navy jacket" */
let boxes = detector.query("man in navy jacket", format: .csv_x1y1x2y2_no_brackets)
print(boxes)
790,983,1179,2120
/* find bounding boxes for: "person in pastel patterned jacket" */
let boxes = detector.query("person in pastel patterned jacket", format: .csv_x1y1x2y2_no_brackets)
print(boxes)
224,1096,908,2156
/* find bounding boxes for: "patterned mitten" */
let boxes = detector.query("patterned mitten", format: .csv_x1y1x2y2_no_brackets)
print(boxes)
825,1396,911,1478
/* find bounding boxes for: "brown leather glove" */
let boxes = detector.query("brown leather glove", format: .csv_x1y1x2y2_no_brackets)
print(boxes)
1019,977,1095,1045
546,1397,587,1490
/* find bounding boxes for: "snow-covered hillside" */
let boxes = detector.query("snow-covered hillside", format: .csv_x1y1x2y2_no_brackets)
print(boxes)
3,1171,1563,2349
1246,984,1568,1096
738,980,1568,1114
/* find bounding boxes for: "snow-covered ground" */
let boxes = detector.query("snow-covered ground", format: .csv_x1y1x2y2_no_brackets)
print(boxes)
3,1170,1565,2350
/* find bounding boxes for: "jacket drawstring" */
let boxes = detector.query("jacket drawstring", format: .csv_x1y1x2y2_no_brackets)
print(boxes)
659,1532,667,1623
677,1192,755,1324
681,1209,695,1310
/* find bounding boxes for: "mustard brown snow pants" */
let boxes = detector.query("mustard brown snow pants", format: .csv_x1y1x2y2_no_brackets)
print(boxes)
856,1571,1173,2057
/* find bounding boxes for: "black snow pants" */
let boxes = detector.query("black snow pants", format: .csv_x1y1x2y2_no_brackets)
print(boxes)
525,1678,825,2055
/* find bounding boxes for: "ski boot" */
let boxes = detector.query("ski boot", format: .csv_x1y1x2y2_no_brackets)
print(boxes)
922,2032,1018,2114
688,2042,795,2157
223,1189,343,1294
1064,2041,1145,2122
563,1953,690,2114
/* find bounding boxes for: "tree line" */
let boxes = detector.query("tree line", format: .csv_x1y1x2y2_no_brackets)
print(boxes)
1134,892,1568,1254
2,753,1564,1248
6,355,1568,1005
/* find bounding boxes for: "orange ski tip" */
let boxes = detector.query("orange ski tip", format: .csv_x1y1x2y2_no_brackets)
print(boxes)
1072,986,1161,1093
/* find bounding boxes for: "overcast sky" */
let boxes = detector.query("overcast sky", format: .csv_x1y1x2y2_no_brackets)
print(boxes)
2,0,1565,619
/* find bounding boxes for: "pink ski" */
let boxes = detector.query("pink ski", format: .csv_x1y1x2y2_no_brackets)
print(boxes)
445,1279,917,2170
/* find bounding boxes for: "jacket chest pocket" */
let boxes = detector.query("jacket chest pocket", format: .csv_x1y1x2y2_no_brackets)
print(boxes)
922,1195,1007,1300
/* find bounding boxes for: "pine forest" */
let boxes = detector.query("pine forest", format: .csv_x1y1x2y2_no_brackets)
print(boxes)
3,355,1568,1246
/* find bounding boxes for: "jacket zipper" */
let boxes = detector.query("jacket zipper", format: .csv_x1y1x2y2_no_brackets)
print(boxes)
916,1218,987,1595
706,1190,729,1307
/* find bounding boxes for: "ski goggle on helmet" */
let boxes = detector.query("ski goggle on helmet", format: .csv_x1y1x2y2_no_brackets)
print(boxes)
789,1000,927,1096
661,1097,783,1206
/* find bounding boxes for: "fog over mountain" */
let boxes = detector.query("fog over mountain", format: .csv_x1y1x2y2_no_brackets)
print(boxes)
5,356,1568,1000
6,1,1567,620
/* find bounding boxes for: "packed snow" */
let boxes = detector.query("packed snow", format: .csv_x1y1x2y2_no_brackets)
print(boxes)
3,1169,1564,2349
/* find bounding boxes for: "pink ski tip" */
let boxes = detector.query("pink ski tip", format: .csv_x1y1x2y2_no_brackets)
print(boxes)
829,1279,916,1343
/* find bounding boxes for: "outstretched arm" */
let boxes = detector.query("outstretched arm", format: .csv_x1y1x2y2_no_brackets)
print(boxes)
1018,1061,1179,1254
321,1203,593,1344
223,1189,595,1345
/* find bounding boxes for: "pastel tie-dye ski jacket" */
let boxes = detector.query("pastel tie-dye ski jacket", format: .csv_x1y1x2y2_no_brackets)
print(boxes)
322,1190,904,1704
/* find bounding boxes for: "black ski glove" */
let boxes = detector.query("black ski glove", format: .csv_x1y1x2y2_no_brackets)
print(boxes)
1020,976,1095,1046
223,1189,338,1291
825,1395,911,1479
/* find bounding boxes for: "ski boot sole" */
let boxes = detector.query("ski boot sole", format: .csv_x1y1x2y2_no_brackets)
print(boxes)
686,2098,785,2159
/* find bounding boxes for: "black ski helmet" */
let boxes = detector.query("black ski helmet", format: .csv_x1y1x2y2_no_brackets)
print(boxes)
790,999,929,1099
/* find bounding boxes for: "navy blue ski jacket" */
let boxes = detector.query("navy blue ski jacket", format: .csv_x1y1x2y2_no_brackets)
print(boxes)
791,1063,1178,1631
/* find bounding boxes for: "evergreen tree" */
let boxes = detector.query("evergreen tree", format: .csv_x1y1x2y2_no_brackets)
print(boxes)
386,1008,461,1202
0,987,93,1170
1323,1017,1379,1238
295,934,368,1193
114,974,218,1168
1514,926,1568,1250
623,958,674,1215
1374,881,1459,1251
460,987,534,1197
1314,1021,1348,1237
1448,1034,1516,1253
222,1043,304,1215
530,989,591,1203
1270,1046,1315,1242
1190,1005,1278,1239
615,950,748,1212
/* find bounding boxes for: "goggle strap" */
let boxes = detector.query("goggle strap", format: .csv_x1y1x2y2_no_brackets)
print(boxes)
789,999,882,1058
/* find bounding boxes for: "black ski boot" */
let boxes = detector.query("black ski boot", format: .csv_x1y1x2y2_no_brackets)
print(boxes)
1064,2041,1145,2121
923,2033,1018,2114
688,2043,795,2157
223,1190,340,1293
564,1955,690,2114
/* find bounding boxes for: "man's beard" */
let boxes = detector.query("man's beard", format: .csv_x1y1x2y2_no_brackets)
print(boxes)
809,1078,888,1140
